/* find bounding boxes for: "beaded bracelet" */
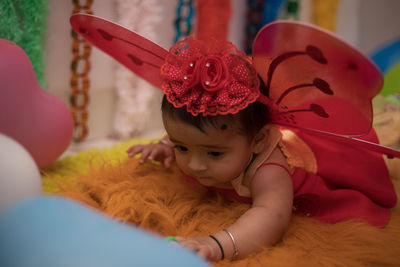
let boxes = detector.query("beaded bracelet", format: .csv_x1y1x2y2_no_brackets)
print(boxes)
223,229,238,260
164,236,181,248
164,236,179,243
209,235,224,260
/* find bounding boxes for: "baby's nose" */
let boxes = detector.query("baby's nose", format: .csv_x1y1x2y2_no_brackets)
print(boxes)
187,155,207,172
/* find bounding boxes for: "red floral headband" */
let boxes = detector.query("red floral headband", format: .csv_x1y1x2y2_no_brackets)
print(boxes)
160,37,260,116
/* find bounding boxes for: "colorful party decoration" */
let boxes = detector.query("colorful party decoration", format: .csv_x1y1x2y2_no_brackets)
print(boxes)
245,0,292,54
0,196,209,267
174,0,194,43
0,134,42,213
370,38,400,74
312,0,339,32
370,38,400,105
382,63,400,98
281,0,299,20
0,39,74,168
244,0,266,55
112,0,163,139
70,0,94,142
195,0,231,42
0,0,48,88
261,0,288,26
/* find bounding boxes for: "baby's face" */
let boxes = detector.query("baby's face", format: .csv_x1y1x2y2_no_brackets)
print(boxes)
164,117,256,188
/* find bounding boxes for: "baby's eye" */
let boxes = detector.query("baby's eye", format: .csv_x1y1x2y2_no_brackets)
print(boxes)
174,145,188,152
208,151,224,157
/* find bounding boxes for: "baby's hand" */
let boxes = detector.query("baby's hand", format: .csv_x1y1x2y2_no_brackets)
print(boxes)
126,142,175,167
176,236,222,262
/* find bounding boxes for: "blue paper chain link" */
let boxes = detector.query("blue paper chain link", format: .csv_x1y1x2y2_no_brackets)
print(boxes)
174,0,194,44
245,0,289,55
244,0,265,55
262,0,288,26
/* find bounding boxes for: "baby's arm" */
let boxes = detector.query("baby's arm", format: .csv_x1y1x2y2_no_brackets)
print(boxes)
178,147,293,261
221,150,293,258
126,135,175,167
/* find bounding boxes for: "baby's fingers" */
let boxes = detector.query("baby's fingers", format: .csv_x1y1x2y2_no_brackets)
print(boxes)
196,247,212,260
175,238,199,251
126,146,143,157
147,148,161,161
176,239,211,260
175,236,185,242
138,148,153,163
163,155,174,168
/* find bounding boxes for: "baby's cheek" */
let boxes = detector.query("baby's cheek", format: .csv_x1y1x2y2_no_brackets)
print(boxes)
212,164,238,181
175,156,188,172
222,158,243,174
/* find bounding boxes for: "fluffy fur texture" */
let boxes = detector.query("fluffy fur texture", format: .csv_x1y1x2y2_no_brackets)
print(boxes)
42,137,400,266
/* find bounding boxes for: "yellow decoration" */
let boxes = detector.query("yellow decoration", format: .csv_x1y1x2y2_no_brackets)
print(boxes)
41,137,157,193
312,0,340,32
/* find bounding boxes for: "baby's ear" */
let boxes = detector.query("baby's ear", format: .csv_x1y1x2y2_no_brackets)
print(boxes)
252,129,269,154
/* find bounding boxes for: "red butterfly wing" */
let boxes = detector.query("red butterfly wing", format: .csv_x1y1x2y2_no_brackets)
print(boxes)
70,14,168,89
253,21,382,137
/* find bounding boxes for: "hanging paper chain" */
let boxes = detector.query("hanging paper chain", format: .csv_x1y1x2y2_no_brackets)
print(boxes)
112,0,162,139
312,0,339,32
261,0,288,26
70,0,93,142
195,0,231,41
244,0,266,55
245,0,289,54
174,0,194,44
281,0,299,20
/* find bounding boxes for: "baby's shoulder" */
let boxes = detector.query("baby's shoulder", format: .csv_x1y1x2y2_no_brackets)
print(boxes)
279,129,317,174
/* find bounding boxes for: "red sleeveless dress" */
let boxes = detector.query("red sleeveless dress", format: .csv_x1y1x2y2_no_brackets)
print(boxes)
183,125,397,227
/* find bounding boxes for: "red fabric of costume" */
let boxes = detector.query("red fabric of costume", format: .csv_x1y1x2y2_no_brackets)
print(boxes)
183,127,397,228
291,128,396,227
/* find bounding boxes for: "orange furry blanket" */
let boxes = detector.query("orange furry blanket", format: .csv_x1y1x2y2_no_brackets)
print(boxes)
47,157,400,266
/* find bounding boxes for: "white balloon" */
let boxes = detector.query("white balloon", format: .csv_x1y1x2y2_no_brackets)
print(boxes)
0,134,42,213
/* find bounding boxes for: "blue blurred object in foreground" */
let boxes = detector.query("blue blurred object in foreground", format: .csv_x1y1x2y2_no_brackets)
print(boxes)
0,196,209,267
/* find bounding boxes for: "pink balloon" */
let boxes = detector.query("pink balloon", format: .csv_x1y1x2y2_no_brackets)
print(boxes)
0,39,74,168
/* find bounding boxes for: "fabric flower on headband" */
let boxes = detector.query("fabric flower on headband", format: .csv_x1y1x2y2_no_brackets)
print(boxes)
160,37,260,116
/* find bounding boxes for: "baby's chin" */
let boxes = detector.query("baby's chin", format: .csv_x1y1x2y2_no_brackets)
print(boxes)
196,177,232,188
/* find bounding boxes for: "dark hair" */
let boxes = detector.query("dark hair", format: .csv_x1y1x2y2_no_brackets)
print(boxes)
161,76,270,139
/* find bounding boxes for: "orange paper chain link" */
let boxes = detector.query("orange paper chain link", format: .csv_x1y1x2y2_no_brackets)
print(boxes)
70,0,93,142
